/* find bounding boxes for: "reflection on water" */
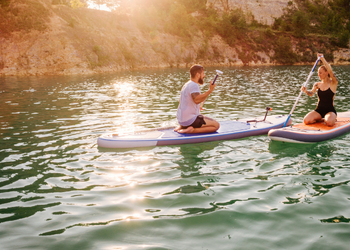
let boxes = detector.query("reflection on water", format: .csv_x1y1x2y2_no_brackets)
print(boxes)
1,66,350,250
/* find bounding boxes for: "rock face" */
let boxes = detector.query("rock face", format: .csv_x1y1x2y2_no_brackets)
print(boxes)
0,14,94,76
0,5,252,76
0,1,349,76
207,0,290,25
333,49,350,64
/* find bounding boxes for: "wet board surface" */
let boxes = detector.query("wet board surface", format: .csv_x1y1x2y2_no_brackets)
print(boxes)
98,114,290,148
268,111,350,143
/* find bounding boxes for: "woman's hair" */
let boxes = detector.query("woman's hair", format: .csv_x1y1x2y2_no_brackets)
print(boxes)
319,65,330,77
190,64,204,78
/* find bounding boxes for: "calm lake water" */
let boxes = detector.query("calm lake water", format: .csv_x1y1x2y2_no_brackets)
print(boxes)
1,65,350,250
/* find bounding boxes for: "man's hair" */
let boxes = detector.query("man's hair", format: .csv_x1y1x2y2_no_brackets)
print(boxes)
190,64,203,78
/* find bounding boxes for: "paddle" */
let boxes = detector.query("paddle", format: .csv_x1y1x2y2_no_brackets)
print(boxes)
212,70,223,85
200,70,223,110
282,56,322,128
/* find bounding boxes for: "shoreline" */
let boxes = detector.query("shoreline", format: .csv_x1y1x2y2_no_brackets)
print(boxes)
1,1,349,78
2,61,350,77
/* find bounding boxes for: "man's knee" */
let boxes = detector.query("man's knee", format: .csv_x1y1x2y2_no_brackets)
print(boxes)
204,117,220,130
214,121,220,130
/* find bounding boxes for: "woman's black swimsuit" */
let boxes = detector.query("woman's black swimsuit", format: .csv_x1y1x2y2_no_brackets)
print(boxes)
315,87,337,118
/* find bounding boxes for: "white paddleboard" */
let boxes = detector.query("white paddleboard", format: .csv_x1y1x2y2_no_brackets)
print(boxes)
98,114,291,148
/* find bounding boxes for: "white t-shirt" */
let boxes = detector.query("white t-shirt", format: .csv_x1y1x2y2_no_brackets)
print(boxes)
177,80,201,126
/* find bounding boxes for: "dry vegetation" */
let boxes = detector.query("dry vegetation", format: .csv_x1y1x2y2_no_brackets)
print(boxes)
0,0,349,75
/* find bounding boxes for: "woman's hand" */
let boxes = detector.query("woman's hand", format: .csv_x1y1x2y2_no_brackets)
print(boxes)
317,53,324,58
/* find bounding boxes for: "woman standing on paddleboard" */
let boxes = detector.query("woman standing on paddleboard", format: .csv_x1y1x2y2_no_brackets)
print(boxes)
301,53,338,126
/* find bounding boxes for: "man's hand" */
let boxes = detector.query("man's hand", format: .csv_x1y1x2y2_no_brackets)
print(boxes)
208,81,216,93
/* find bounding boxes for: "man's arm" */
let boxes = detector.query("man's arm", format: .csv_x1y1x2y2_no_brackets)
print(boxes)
191,90,213,104
191,82,216,104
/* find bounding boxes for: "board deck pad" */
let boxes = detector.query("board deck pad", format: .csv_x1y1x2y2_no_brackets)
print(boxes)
292,117,350,131
116,131,164,139
161,121,251,138
268,111,350,143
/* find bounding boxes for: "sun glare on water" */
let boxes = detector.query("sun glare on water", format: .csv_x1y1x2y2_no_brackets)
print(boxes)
112,81,141,134
113,81,135,97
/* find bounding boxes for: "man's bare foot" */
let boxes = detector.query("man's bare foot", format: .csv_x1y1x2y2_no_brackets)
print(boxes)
177,126,194,134
174,126,182,132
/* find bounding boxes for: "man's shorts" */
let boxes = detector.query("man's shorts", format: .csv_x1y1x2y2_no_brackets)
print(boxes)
181,115,206,129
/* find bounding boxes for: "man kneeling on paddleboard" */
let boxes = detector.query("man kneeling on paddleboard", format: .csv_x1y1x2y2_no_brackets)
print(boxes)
175,64,220,134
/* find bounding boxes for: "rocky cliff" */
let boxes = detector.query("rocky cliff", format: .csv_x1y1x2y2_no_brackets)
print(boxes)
208,0,290,25
0,1,349,76
0,3,250,76
0,3,264,76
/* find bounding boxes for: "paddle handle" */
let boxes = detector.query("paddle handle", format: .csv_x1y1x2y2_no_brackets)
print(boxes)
212,74,219,85
202,73,219,108
283,57,321,128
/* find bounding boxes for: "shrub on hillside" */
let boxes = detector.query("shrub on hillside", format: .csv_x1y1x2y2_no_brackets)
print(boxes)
164,3,194,37
0,0,50,36
291,10,309,37
273,0,350,48
273,36,299,64
0,0,10,7
336,30,350,48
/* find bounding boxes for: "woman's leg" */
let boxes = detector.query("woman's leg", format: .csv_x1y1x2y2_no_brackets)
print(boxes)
324,112,337,126
304,110,322,125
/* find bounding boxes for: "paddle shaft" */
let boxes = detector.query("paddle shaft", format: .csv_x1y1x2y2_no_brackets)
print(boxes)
212,74,219,85
283,57,322,127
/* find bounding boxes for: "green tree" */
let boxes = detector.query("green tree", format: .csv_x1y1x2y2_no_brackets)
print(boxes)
273,36,298,64
292,10,309,37
52,0,70,5
70,0,84,9
337,30,350,47
228,8,247,30
165,2,194,37
272,0,350,49
0,0,10,7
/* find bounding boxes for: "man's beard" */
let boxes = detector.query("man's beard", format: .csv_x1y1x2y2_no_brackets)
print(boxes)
198,77,204,85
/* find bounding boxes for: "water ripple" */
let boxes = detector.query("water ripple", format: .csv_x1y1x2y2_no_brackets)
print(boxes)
1,66,350,250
